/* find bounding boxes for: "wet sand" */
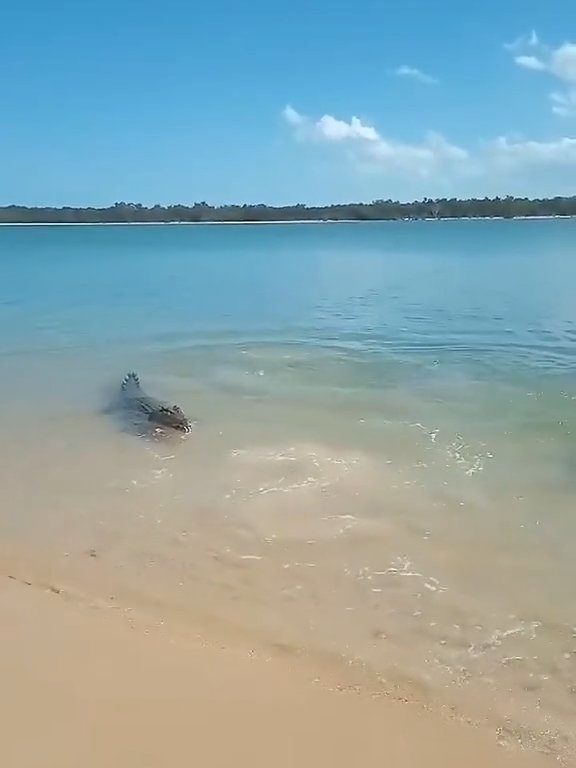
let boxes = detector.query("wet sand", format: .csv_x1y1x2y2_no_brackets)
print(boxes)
0,573,551,768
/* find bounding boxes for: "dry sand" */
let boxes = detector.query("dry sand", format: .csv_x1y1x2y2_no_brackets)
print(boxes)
0,573,552,768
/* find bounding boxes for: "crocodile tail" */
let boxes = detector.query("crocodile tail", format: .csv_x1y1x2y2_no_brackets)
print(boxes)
121,371,141,391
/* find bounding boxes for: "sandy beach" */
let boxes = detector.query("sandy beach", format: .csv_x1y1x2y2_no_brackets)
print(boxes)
0,570,552,768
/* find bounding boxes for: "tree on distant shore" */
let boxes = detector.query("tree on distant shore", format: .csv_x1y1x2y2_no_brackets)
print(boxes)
1,196,575,224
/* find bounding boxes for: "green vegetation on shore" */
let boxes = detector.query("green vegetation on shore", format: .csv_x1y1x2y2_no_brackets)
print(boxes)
1,196,575,224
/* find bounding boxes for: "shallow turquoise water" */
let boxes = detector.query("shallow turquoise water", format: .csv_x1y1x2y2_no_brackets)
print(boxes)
1,220,576,366
1,220,575,760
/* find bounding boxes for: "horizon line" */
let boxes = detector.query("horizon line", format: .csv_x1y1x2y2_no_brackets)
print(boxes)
2,194,576,210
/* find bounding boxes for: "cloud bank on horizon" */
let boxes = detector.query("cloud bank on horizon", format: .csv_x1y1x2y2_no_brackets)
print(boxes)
282,31,576,194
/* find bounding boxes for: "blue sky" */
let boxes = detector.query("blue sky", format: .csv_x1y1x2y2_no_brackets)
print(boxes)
1,0,575,205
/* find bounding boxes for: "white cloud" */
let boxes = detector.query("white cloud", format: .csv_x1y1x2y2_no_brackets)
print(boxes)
508,35,576,116
283,105,305,126
550,89,576,117
282,105,576,185
315,114,380,142
363,132,468,176
282,106,468,177
487,136,576,166
514,55,546,71
504,30,539,52
395,65,438,85
550,43,576,83
283,108,380,143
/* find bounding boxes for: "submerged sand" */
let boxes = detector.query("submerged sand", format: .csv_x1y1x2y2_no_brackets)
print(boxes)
0,572,552,768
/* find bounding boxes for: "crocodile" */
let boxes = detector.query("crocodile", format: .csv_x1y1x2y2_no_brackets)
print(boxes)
121,372,192,433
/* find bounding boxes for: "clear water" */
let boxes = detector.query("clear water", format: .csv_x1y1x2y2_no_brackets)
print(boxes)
1,220,575,762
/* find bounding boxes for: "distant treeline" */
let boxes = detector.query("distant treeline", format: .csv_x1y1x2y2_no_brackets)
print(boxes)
1,196,576,224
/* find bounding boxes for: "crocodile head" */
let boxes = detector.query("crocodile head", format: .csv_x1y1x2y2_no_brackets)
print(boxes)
149,405,192,433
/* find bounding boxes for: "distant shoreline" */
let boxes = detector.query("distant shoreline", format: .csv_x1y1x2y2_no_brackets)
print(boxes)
1,195,575,225
1,215,575,227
